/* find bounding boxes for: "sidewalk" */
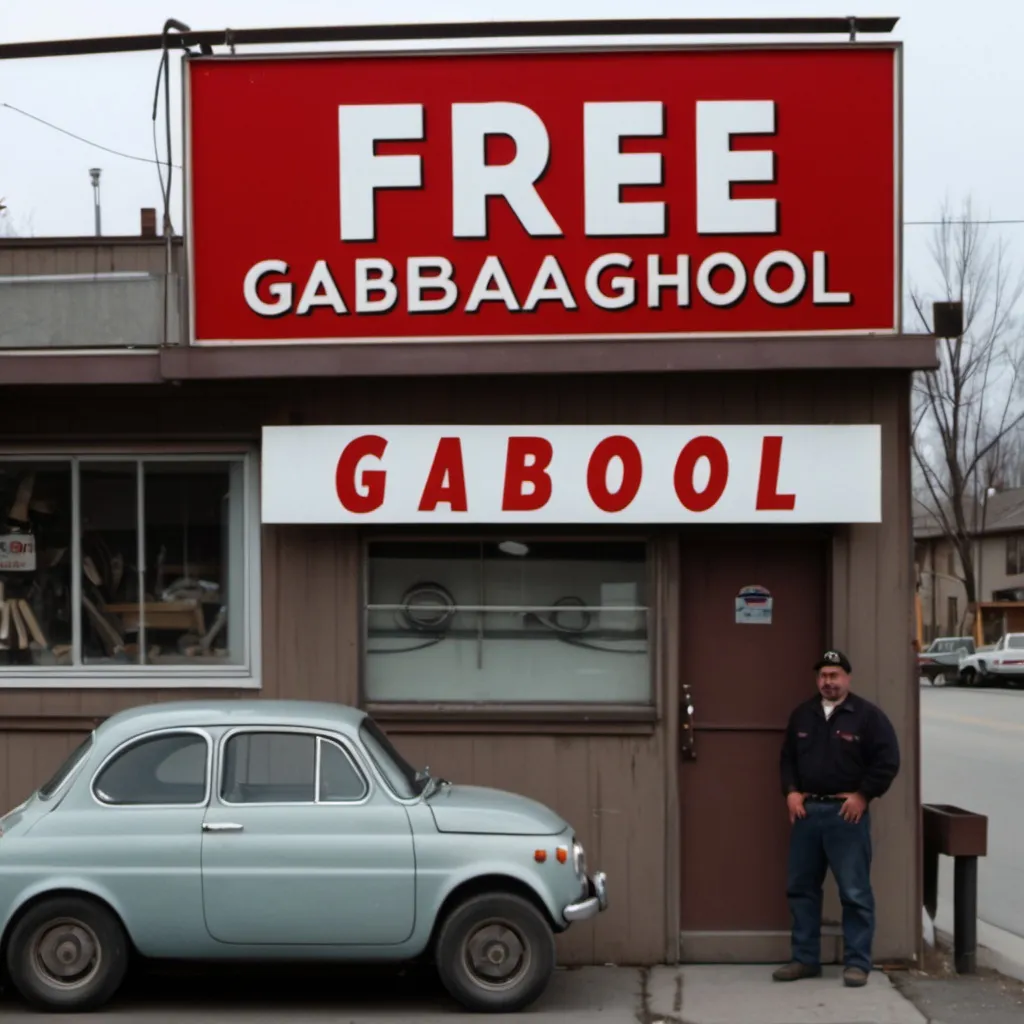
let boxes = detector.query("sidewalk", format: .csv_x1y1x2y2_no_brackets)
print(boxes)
644,964,924,1024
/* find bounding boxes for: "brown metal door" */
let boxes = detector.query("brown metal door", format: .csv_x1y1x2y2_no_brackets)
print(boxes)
678,530,827,946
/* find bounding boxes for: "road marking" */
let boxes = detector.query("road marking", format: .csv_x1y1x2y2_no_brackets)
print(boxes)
922,709,1024,733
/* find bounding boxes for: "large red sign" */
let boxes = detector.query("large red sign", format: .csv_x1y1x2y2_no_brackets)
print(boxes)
184,45,900,345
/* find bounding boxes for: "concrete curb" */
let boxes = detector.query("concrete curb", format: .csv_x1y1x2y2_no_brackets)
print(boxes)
931,917,1024,985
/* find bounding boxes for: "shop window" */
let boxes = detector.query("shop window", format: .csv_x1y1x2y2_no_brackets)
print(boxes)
0,454,258,685
364,538,651,705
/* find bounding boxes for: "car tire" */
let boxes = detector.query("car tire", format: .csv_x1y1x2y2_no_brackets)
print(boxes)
5,896,129,1013
435,891,556,1013
961,668,976,686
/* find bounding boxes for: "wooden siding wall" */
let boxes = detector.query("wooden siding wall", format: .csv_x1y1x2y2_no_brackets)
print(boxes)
0,369,916,965
828,372,918,963
0,238,178,276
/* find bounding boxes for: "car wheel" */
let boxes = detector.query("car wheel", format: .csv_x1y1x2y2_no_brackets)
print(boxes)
435,892,556,1013
5,896,128,1013
961,668,976,686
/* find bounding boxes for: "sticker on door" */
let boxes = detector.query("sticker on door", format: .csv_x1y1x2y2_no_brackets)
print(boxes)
735,584,773,625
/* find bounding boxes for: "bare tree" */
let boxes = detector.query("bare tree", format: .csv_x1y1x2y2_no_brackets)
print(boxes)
0,196,17,238
0,198,33,238
911,197,1024,610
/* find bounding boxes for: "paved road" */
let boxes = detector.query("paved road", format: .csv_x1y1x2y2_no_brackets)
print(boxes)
921,683,1024,940
0,964,928,1023
0,963,638,1021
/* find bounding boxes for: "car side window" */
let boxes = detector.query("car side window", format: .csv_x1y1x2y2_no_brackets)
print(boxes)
93,732,209,806
221,731,315,804
318,738,368,802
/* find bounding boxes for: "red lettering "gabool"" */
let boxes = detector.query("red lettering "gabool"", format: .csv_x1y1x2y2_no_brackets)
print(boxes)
334,433,795,514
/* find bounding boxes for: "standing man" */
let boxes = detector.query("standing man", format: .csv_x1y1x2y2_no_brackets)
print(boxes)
772,649,901,988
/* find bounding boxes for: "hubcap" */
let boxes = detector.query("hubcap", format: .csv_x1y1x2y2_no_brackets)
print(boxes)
31,919,101,990
464,921,530,989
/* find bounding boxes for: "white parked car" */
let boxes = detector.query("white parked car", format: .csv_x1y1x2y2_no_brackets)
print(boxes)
958,634,1024,687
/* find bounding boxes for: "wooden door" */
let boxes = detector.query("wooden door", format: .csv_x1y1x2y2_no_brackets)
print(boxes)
678,529,827,961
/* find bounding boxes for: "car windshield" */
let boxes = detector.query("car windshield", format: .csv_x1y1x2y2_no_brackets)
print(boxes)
38,733,94,800
358,717,428,800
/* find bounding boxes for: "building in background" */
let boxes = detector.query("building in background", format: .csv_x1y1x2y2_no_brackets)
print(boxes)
0,27,935,968
915,487,1024,644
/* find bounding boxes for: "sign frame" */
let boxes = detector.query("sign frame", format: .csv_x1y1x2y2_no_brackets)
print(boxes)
259,423,883,525
182,40,903,347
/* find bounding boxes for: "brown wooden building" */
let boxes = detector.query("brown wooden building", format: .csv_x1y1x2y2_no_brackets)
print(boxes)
0,232,936,968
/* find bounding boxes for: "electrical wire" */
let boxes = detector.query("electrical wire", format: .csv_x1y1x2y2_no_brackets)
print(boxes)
366,581,455,655
367,583,645,656
5,103,1024,227
905,219,1024,226
0,101,181,168
4,99,1024,228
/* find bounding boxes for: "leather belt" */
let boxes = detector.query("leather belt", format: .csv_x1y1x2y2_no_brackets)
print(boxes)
804,794,844,802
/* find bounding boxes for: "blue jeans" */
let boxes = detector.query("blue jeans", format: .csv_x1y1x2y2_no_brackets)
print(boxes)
787,799,874,972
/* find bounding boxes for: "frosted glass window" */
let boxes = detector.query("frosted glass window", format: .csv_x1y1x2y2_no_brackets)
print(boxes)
364,539,650,704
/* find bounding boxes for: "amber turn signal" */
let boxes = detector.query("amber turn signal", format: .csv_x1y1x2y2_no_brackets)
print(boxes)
534,849,547,862
556,846,568,863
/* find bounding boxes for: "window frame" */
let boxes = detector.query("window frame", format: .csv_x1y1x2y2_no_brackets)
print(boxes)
38,732,96,802
216,726,372,807
89,727,214,809
358,530,657,718
1007,534,1022,577
0,446,262,689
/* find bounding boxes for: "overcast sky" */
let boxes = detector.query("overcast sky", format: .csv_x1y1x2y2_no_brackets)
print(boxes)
1,0,1021,310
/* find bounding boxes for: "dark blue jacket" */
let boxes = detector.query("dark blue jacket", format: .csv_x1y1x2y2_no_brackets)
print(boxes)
780,692,900,800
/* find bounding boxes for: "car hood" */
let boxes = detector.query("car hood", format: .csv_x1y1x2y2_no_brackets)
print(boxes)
427,784,568,835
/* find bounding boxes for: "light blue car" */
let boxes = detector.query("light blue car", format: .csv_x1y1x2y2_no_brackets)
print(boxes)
0,700,608,1014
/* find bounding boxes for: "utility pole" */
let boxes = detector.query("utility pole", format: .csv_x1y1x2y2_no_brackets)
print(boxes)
89,167,102,236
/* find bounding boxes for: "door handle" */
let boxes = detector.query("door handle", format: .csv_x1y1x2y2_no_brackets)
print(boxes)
680,682,696,761
202,822,244,832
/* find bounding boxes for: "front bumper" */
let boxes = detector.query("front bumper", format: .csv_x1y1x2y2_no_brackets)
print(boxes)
562,870,609,924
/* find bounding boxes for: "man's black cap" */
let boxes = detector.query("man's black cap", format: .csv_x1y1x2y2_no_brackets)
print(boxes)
814,649,852,673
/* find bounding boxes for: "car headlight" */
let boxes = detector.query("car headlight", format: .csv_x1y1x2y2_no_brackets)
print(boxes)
572,838,587,878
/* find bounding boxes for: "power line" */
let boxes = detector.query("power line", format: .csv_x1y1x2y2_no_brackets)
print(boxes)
4,99,1024,227
906,219,1024,226
1,101,181,169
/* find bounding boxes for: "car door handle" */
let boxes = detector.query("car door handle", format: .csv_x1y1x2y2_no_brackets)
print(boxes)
202,822,244,832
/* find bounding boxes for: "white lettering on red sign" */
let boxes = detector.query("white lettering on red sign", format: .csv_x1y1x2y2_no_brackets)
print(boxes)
241,98,855,320
260,425,881,525
335,99,779,241
242,250,851,318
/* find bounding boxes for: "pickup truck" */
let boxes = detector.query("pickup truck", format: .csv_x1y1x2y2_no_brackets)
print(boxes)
958,633,1024,687
917,636,976,684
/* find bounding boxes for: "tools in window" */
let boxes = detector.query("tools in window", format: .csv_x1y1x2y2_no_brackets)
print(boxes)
0,584,51,653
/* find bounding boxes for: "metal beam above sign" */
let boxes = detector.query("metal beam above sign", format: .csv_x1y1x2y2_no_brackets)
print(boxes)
0,17,899,61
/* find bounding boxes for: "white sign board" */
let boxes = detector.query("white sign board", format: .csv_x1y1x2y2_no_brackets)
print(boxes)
0,533,36,571
260,424,881,524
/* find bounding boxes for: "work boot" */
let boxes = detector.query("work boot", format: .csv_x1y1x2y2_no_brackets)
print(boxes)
843,966,869,987
772,961,822,981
